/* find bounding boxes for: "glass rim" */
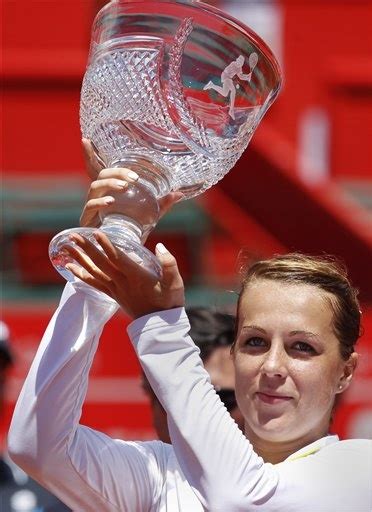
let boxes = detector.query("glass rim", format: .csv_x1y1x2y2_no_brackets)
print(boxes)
93,0,282,85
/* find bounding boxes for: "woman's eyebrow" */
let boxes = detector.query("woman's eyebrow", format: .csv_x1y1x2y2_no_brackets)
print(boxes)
241,325,267,334
289,330,320,339
241,327,321,340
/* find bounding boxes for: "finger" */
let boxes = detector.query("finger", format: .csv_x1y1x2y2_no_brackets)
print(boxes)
81,178,129,227
62,244,112,284
63,236,116,283
96,168,139,183
68,232,144,283
65,262,113,296
93,231,159,283
82,139,105,180
88,178,129,199
158,192,184,218
91,231,122,267
80,196,115,227
81,172,139,227
155,243,184,290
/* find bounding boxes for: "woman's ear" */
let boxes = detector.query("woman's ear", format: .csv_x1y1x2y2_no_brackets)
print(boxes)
337,352,358,394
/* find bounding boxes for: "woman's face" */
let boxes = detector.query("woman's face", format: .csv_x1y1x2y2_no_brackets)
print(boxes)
234,279,356,444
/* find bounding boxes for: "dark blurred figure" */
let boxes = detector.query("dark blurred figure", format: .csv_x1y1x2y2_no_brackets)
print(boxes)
142,307,244,443
0,320,71,511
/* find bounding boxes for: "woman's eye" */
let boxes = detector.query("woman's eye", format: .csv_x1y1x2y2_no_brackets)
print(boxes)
293,342,315,354
245,337,266,347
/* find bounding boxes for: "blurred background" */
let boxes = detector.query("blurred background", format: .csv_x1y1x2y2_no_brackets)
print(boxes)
2,0,372,447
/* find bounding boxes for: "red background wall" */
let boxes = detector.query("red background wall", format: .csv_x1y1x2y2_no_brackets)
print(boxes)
2,0,371,446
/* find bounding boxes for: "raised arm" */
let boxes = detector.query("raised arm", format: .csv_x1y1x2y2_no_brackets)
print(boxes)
8,158,183,511
8,283,167,511
128,308,284,511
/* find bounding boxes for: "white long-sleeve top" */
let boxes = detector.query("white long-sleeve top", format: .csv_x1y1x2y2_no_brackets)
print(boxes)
8,284,203,511
9,284,372,511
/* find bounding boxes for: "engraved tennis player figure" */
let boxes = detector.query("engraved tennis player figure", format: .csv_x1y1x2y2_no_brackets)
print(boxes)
204,53,258,119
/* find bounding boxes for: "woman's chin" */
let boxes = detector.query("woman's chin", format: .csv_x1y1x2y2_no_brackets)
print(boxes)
246,417,297,443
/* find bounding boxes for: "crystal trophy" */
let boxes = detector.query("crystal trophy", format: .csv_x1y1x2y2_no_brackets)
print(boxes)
49,0,282,281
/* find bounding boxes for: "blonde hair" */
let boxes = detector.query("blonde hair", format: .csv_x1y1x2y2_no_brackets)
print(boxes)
238,253,361,360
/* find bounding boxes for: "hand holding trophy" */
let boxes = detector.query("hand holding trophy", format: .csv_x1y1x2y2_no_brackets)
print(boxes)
49,0,282,291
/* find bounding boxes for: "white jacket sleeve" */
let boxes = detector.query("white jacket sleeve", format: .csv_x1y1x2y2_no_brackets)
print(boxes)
127,307,277,511
127,307,372,512
8,284,168,512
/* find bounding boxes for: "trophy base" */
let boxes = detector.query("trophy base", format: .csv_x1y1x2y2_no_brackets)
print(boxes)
49,226,162,291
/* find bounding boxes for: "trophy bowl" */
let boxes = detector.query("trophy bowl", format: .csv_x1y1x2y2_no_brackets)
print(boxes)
49,0,282,283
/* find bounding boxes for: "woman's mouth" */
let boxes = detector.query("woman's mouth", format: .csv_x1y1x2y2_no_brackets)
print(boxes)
256,392,293,405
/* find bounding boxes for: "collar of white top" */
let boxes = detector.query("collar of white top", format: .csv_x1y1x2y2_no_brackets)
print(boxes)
285,434,339,462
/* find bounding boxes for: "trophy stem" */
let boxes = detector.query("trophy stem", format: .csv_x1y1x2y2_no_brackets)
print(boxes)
100,214,143,243
102,155,172,241
49,157,172,284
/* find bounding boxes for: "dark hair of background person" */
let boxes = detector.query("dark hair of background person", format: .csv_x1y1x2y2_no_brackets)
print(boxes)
187,306,236,362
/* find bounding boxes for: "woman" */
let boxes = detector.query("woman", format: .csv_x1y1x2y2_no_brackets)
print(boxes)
9,173,371,511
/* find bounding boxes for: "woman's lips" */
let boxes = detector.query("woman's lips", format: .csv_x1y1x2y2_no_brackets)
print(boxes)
256,392,293,405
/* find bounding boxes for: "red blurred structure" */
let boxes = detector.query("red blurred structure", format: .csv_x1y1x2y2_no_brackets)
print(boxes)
2,0,372,445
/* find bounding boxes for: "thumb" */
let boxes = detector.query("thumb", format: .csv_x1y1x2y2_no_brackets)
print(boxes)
155,243,184,293
158,192,184,219
82,138,104,180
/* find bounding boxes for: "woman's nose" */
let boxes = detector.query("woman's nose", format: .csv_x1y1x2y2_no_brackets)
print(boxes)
261,345,288,378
